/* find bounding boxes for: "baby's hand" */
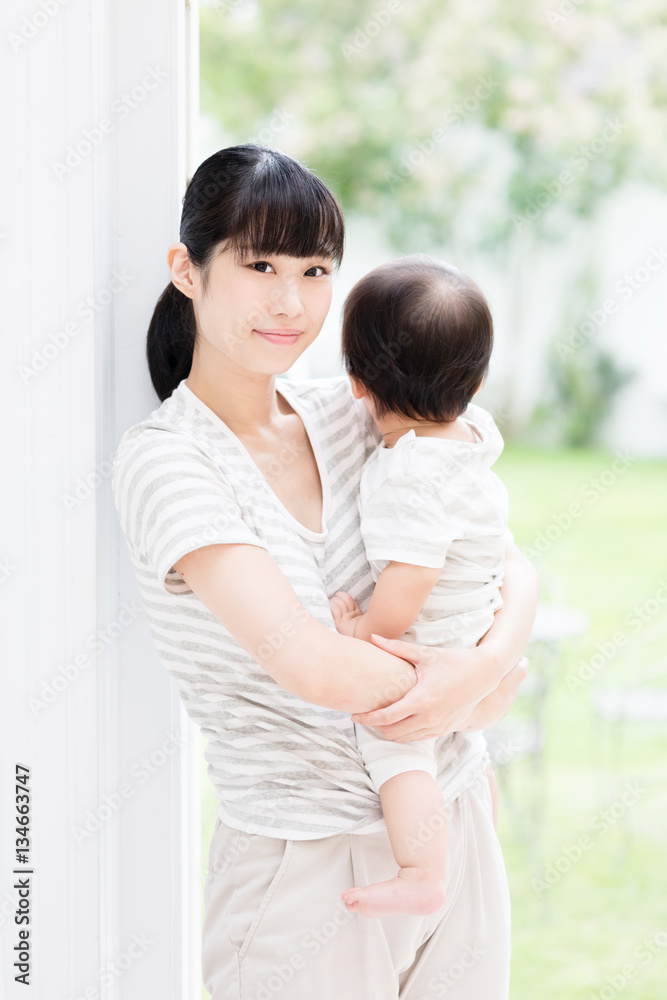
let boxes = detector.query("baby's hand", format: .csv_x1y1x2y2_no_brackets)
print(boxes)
329,590,364,637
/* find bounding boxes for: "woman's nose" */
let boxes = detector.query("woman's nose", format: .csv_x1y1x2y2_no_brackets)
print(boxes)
268,280,304,318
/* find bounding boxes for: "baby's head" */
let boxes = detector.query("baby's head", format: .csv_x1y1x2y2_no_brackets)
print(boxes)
341,254,493,424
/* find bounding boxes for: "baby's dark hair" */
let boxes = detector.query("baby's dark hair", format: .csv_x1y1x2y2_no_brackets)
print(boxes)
341,254,493,423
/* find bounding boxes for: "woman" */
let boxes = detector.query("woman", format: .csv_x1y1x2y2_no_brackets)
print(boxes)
112,144,538,999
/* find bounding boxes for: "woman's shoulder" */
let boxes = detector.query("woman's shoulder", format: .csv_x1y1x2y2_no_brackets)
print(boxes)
111,383,228,506
278,372,352,408
113,386,198,466
279,373,381,451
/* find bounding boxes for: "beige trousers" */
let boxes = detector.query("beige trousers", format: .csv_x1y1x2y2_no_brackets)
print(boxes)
202,770,511,1000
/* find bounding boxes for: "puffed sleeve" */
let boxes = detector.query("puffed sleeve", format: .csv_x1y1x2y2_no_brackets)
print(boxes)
112,426,267,595
359,475,457,569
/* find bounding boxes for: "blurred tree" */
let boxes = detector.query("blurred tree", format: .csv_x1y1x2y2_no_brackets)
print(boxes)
200,0,666,433
532,343,634,446
530,262,635,447
200,0,667,252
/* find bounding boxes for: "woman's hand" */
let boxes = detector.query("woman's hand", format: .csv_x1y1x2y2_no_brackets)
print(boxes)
350,634,528,741
458,657,529,731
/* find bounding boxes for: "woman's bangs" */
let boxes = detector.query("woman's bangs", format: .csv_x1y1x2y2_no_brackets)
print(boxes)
227,167,344,266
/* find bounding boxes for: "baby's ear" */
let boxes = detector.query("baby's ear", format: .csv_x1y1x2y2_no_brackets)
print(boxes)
349,375,366,399
473,376,485,396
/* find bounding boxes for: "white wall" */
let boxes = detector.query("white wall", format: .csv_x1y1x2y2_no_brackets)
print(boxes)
590,184,667,457
1,1,201,998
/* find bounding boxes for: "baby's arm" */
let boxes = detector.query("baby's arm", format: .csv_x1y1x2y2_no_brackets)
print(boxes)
330,561,441,642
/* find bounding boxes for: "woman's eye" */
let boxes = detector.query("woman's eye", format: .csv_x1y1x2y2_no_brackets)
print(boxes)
250,261,275,273
304,265,329,277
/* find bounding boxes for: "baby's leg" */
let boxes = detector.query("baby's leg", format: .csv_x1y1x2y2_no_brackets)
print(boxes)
341,770,448,918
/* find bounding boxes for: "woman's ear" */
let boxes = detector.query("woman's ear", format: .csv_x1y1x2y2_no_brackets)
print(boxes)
167,242,197,300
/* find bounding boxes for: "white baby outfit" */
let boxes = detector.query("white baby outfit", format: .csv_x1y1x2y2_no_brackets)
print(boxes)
355,403,513,789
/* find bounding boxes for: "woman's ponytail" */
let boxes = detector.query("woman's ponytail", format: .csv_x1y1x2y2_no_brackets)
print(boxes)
146,282,196,402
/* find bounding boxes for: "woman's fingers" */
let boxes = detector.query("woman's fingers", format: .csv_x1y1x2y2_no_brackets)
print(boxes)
363,722,444,741
388,728,442,743
491,656,529,706
354,638,527,737
351,670,423,728
497,655,529,704
460,656,530,731
356,713,423,741
369,633,438,666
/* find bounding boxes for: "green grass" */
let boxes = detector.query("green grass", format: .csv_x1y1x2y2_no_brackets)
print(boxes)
494,444,667,999
200,444,667,999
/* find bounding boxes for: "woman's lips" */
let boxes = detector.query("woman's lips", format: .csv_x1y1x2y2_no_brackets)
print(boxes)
253,329,302,346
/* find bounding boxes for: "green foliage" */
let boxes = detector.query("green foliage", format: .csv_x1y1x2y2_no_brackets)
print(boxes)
529,261,634,447
200,0,667,253
533,342,634,447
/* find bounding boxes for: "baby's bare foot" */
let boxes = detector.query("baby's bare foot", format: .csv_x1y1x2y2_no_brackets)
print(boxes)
341,868,446,918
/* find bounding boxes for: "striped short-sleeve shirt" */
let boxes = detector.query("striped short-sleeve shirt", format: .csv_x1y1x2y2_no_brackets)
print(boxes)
112,375,488,840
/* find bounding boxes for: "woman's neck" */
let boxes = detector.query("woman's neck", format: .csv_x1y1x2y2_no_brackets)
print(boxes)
184,359,288,436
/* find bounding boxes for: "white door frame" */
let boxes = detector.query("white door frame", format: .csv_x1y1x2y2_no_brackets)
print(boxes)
1,1,201,997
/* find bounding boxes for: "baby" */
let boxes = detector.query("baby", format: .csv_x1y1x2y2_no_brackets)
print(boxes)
329,254,512,918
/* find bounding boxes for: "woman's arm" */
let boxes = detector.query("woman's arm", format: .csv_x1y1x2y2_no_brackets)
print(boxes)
173,542,417,714
349,544,539,740
475,543,540,683
459,656,529,731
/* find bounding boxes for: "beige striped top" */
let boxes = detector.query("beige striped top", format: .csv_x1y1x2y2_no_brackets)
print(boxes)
112,375,488,840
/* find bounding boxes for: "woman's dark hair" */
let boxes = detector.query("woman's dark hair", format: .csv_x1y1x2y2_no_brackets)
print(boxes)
341,254,493,423
147,144,345,401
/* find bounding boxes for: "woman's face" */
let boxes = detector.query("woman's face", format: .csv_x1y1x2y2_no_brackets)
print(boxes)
170,243,334,376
